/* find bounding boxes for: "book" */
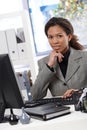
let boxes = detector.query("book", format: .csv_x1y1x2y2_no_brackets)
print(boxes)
25,103,70,120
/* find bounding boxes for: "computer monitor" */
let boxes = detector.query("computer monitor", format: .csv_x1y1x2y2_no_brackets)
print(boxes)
0,54,24,108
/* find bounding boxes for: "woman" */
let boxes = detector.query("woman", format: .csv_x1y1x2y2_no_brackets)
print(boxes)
32,17,87,100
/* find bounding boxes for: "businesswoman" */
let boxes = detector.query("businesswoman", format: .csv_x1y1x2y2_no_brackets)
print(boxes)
31,17,87,100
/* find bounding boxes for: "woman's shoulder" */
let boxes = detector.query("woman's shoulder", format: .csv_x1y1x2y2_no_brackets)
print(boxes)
71,47,87,55
37,55,49,70
70,47,87,62
79,48,87,55
81,49,87,59
75,48,87,62
38,55,49,64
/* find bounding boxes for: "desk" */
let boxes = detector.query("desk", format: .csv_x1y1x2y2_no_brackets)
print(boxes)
0,105,87,130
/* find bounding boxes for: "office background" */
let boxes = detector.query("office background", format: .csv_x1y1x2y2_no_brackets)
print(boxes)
0,0,38,83
0,1,87,129
0,0,87,83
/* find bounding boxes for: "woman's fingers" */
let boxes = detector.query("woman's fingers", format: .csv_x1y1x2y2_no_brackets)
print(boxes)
63,89,78,98
57,52,64,63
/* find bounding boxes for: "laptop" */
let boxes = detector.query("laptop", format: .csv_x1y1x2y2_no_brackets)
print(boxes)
24,103,70,120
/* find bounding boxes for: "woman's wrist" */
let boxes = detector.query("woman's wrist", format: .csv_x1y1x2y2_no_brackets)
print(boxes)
46,64,54,72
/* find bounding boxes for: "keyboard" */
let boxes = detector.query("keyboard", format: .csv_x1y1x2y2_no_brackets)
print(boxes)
25,91,81,107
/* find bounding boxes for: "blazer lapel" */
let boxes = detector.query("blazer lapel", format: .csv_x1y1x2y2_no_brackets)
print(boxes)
65,48,82,82
46,48,82,82
54,61,65,82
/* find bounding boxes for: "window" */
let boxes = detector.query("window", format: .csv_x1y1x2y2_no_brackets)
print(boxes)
28,0,87,55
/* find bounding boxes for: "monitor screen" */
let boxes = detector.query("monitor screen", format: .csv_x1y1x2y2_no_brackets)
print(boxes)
0,54,24,108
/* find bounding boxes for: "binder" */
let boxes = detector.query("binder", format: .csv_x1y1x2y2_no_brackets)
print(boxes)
17,42,28,59
0,31,8,54
25,103,70,120
16,28,28,59
5,29,19,60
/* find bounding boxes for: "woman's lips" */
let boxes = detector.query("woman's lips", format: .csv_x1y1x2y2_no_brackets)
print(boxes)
52,46,61,50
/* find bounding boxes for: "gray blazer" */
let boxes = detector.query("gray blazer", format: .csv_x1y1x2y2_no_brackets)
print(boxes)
32,47,87,100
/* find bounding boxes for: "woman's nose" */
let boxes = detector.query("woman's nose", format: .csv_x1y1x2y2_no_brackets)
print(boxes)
53,37,58,44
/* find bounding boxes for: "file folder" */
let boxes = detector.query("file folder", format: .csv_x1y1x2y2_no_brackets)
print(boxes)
17,42,28,59
5,29,19,60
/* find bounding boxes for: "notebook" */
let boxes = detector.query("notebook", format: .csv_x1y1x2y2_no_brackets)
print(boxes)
24,102,70,120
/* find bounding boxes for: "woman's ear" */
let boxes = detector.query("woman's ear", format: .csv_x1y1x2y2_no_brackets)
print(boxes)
68,34,72,42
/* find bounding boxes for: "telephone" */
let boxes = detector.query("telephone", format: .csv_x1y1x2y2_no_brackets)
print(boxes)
75,88,87,113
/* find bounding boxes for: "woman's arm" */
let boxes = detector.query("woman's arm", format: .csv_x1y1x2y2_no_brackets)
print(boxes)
31,58,55,100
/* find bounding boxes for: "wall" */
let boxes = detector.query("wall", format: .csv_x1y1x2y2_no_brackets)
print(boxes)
0,0,23,14
0,1,38,83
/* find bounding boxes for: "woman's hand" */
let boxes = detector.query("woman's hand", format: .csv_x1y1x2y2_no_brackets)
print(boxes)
47,50,64,67
63,89,78,98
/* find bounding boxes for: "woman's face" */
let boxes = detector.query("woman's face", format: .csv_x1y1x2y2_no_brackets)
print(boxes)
47,25,72,54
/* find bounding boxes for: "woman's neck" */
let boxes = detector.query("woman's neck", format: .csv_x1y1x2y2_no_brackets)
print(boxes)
62,46,69,54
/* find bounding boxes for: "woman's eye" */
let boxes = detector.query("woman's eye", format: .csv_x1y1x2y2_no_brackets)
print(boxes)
48,35,63,40
48,36,53,39
57,35,62,38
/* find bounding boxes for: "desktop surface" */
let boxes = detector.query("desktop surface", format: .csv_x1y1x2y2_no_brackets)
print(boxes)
0,105,87,130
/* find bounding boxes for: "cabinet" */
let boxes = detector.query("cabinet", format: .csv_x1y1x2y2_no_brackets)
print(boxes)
0,10,38,83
